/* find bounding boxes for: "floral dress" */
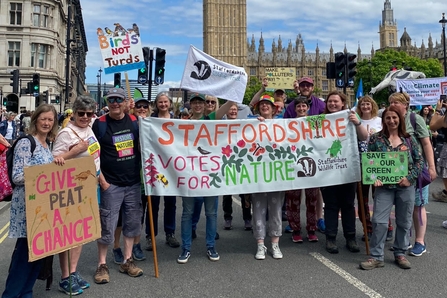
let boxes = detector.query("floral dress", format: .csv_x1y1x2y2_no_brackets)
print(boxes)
9,136,54,238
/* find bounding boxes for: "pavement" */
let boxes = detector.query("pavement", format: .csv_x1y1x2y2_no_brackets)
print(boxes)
0,201,10,216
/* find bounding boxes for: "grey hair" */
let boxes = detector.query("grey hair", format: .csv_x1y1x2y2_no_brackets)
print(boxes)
153,91,172,113
72,95,97,113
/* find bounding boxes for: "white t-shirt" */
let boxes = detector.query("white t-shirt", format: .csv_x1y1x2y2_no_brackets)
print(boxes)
53,121,101,172
5,121,14,139
358,117,382,153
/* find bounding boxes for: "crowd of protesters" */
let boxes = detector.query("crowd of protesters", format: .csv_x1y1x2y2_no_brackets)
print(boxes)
1,74,443,297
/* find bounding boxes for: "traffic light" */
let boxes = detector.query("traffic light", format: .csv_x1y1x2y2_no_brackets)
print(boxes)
334,52,346,88
137,67,148,84
42,90,49,102
10,69,19,94
32,74,40,96
55,95,60,104
154,48,166,85
2,98,6,106
346,53,357,83
114,73,121,88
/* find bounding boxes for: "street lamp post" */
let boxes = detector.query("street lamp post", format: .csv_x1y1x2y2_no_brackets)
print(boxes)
97,67,102,110
368,60,372,91
440,13,447,77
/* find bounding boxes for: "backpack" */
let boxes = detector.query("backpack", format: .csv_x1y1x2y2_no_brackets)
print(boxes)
2,135,37,202
95,114,139,140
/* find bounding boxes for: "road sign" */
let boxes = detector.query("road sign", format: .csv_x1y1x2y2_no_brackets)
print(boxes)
336,79,344,88
33,92,39,97
138,76,148,84
155,76,163,85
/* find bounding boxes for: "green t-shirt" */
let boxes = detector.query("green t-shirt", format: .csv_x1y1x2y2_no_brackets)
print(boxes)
199,111,216,120
405,111,430,155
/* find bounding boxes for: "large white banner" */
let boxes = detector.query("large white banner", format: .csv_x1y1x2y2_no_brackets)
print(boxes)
180,45,247,103
140,111,361,197
396,77,447,105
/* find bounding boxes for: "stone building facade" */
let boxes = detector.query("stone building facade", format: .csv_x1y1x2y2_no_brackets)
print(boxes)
0,0,87,112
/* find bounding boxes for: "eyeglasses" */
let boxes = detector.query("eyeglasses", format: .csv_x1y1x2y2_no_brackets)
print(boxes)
299,83,313,88
108,97,124,104
205,100,216,105
77,111,94,117
135,104,149,109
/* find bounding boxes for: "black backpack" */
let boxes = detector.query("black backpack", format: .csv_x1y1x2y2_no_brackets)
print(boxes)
3,135,37,201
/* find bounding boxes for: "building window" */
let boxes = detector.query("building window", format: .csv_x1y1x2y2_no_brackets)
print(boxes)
10,3,22,25
308,69,314,76
8,42,21,66
296,69,300,77
31,44,49,68
250,67,256,76
33,4,51,27
322,69,326,76
322,80,328,91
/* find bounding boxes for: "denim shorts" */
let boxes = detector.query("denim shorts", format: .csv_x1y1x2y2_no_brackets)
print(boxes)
414,185,429,206
97,183,142,245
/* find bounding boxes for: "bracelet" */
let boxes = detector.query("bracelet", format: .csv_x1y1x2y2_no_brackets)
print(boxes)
354,121,362,127
436,109,442,113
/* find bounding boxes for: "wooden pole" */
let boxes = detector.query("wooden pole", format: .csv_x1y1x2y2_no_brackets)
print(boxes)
146,195,159,277
357,182,370,255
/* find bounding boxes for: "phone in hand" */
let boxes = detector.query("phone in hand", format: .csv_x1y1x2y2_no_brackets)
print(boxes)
441,94,447,103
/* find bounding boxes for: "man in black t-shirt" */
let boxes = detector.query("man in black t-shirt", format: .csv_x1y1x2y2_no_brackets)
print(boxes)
92,88,143,284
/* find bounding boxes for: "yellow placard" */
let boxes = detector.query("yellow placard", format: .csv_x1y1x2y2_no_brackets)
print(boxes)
24,156,100,261
265,67,296,89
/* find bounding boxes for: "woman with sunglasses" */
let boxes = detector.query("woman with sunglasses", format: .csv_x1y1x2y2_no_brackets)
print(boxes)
204,95,219,117
52,95,100,295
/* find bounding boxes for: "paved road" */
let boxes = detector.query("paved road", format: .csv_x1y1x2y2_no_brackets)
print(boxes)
1,179,447,297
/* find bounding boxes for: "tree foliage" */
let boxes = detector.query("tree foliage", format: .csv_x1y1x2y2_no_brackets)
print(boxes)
355,49,444,105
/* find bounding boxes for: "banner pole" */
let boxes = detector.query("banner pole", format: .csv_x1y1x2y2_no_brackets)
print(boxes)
357,182,370,255
146,195,159,277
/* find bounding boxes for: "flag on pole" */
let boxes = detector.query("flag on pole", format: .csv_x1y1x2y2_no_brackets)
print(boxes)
354,78,364,108
180,45,248,103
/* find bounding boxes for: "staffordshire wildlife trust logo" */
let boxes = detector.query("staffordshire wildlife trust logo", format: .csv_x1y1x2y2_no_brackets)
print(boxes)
190,61,211,80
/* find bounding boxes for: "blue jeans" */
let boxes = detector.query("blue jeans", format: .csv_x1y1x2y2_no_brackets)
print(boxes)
192,197,218,230
181,196,217,251
2,238,43,298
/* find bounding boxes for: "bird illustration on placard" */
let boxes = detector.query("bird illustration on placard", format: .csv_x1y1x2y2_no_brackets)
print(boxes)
97,28,104,36
74,170,96,183
114,23,127,36
133,23,140,36
104,27,113,36
198,147,211,155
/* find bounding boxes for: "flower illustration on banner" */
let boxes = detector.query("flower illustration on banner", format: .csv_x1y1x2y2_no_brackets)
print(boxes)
291,145,296,151
237,140,246,148
222,145,233,157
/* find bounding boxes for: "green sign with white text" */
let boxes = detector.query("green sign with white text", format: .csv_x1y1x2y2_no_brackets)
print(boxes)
362,152,408,184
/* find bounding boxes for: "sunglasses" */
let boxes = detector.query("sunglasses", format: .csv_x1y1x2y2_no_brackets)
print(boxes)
77,111,94,117
108,97,124,104
205,100,216,105
135,104,149,109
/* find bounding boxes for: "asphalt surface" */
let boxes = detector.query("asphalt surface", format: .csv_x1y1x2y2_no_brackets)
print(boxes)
1,179,447,297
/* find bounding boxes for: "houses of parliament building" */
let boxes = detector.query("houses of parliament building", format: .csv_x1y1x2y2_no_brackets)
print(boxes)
203,0,446,100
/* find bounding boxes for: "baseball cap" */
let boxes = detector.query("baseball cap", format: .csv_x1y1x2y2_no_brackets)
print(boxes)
274,89,286,94
105,87,126,99
134,98,150,104
298,77,314,85
189,93,206,102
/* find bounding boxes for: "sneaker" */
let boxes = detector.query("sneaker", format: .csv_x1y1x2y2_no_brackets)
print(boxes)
215,232,220,240
307,231,319,242
326,238,339,254
386,229,393,241
112,247,124,264
71,271,90,289
177,249,191,264
59,276,83,295
271,242,283,259
192,229,197,239
145,237,153,251
119,258,143,277
244,220,252,231
166,233,180,248
390,243,412,251
359,258,385,270
132,243,146,261
292,231,303,243
317,218,326,233
432,190,447,202
395,255,411,269
94,264,109,284
346,239,360,253
224,219,232,230
207,247,220,261
442,220,447,229
409,242,426,257
255,244,267,260
284,225,293,233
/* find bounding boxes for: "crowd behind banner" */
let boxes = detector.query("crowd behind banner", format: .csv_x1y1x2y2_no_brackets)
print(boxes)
1,74,445,297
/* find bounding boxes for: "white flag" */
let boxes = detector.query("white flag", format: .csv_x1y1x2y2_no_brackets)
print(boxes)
180,45,247,103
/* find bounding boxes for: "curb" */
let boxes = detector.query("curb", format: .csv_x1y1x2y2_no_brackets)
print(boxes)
0,202,11,216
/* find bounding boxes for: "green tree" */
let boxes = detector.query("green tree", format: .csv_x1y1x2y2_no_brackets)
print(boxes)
355,49,443,105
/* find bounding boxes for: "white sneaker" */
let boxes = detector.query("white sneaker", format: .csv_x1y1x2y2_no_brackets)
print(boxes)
271,242,283,259
443,220,447,229
255,244,267,260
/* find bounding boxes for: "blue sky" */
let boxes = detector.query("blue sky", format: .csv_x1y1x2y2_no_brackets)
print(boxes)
81,0,447,90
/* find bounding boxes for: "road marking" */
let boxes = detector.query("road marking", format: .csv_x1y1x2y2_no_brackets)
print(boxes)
310,252,383,298
0,222,10,244
232,195,241,207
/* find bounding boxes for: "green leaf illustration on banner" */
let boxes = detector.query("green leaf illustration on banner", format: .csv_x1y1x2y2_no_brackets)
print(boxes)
209,173,222,188
247,155,254,162
233,146,239,154
239,148,247,157
256,155,263,162
269,153,275,160
265,145,273,153
296,145,313,158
